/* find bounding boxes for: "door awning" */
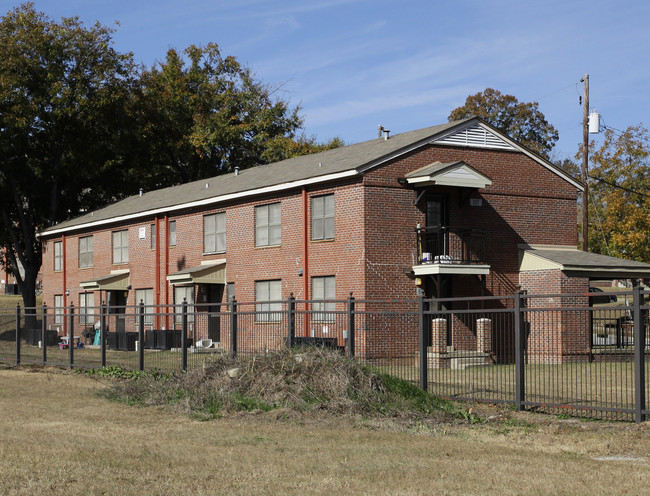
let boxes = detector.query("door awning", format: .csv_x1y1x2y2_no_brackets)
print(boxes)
80,270,130,291
167,260,226,285
405,161,492,189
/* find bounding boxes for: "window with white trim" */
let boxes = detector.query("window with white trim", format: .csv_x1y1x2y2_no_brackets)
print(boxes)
135,288,154,325
79,236,93,268
255,280,282,322
54,294,63,325
312,276,336,322
54,241,62,272
204,213,226,253
112,230,129,264
255,203,281,247
174,285,194,324
79,292,95,325
312,194,335,240
169,220,177,246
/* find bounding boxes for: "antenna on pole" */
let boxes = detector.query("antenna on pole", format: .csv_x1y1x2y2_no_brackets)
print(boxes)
580,74,589,252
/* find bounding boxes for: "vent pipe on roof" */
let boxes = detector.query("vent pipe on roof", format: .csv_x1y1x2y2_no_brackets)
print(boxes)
234,166,240,175
378,125,390,140
139,188,143,197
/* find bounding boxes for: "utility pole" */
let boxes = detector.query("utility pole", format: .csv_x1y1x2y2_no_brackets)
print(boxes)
581,74,589,252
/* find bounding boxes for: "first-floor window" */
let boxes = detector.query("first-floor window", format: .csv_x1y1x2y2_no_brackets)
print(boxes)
79,292,95,325
174,285,194,323
135,288,154,325
255,280,282,322
312,276,336,322
54,294,63,325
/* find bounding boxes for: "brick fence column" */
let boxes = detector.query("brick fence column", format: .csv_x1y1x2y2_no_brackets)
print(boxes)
476,318,492,353
431,318,447,353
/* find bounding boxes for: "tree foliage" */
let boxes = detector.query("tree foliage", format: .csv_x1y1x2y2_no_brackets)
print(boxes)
448,88,559,158
0,3,135,308
588,125,650,262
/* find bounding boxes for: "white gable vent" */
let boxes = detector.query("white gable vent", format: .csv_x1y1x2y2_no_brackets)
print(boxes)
434,124,515,151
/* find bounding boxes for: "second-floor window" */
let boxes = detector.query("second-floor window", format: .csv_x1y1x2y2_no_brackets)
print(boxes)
54,241,62,271
255,203,281,247
169,220,177,246
312,194,335,240
112,230,129,264
204,213,226,253
79,236,93,268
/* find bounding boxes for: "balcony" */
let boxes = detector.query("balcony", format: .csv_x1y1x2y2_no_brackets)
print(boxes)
413,226,489,276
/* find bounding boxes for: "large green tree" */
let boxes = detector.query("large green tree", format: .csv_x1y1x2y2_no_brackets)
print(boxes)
448,88,559,158
0,3,136,312
587,124,650,261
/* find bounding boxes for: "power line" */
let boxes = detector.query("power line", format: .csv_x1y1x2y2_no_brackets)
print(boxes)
589,174,650,198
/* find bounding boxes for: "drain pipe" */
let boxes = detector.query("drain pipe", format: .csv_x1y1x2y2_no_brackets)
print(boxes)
302,187,310,337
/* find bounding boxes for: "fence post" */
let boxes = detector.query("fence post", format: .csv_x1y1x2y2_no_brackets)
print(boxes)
346,293,355,358
181,299,188,372
15,304,21,366
41,304,47,365
68,303,75,369
138,300,145,372
514,289,525,411
100,302,107,368
419,296,428,391
633,284,646,423
230,298,238,358
287,293,296,348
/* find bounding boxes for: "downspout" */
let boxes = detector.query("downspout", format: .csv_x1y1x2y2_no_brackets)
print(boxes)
155,216,161,328
164,214,170,329
62,234,67,336
302,187,310,337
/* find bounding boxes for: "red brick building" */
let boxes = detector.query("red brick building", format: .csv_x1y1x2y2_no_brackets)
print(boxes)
38,117,650,360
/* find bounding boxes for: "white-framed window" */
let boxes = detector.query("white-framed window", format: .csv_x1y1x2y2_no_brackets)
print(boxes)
169,220,177,246
312,276,336,322
54,294,63,325
53,241,63,272
174,285,194,324
135,288,154,325
312,194,335,240
79,236,93,268
79,292,95,325
255,203,281,247
151,223,156,249
204,212,226,253
112,230,129,264
255,280,282,322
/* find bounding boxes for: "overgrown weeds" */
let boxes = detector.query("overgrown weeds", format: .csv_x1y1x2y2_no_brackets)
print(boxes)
102,347,474,424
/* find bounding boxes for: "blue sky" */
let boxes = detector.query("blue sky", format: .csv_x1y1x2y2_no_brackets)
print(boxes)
4,0,649,161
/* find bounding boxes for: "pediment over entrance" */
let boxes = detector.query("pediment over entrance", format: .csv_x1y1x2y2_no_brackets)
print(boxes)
405,161,492,189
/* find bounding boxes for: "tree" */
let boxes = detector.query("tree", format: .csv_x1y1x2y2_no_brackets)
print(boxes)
137,44,312,187
448,88,559,158
587,125,650,262
0,3,136,312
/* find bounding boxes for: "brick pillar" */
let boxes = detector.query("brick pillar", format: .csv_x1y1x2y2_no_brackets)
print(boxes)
431,318,447,353
476,318,492,353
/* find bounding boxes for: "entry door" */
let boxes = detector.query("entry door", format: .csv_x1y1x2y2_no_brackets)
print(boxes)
425,196,448,257
206,285,224,342
107,290,127,333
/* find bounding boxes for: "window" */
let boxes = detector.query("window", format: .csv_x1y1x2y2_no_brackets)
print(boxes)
255,280,282,322
79,236,93,268
54,294,63,325
227,282,235,303
174,285,194,324
312,276,336,322
255,203,281,247
54,241,63,272
79,292,95,325
151,223,156,249
312,195,335,240
112,230,129,264
204,213,226,253
169,220,177,246
135,288,154,325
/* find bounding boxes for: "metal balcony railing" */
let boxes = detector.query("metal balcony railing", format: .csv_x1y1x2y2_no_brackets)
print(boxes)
416,226,486,265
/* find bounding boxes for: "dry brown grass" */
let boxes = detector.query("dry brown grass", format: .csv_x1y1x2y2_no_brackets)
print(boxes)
1,365,650,495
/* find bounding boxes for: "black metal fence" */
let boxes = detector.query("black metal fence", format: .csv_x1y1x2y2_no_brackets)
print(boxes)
2,288,649,422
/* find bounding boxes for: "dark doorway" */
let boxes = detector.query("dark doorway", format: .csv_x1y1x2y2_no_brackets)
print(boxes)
205,284,224,342
107,290,128,333
425,195,448,257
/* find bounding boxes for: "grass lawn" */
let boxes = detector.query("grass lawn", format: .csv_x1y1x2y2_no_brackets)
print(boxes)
1,366,649,495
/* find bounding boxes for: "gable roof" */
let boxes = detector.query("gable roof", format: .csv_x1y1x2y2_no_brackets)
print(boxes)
405,161,493,189
40,117,582,237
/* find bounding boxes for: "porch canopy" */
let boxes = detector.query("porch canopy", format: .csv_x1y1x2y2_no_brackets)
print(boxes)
166,260,226,285
80,269,130,291
404,161,493,189
519,246,650,279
